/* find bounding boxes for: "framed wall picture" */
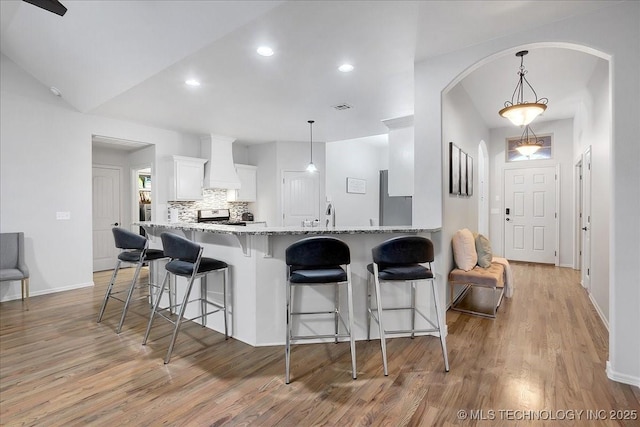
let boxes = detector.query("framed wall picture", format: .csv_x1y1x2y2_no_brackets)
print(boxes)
346,177,366,194
460,150,468,197
506,133,553,162
449,142,460,195
466,154,473,196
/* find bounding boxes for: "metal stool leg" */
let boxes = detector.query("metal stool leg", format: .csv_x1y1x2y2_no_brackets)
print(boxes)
431,279,450,372
346,265,356,379
223,268,229,339
165,274,198,364
116,260,145,333
169,274,175,315
200,275,207,327
285,279,292,384
410,281,416,339
142,270,169,345
366,273,372,341
373,266,388,376
97,261,122,323
334,283,339,344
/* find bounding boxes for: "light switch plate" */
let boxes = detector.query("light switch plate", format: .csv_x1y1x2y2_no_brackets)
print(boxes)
56,211,71,220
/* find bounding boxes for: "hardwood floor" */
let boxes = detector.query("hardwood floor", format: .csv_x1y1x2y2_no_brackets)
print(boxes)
1,264,638,426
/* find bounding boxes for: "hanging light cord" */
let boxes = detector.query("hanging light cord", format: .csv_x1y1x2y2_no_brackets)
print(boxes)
519,125,542,146
504,52,549,108
308,120,314,163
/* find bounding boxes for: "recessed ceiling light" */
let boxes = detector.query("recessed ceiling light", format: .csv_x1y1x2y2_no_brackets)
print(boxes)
49,86,62,97
257,46,274,57
338,64,354,73
185,79,201,87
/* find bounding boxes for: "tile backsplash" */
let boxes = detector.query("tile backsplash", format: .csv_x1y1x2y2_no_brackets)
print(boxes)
168,189,249,222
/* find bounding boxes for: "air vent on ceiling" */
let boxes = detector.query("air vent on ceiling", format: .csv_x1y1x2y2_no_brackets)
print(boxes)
332,103,352,110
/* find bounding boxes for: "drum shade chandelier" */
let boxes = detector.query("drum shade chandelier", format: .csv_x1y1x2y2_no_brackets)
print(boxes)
515,124,544,157
306,120,317,173
499,50,548,127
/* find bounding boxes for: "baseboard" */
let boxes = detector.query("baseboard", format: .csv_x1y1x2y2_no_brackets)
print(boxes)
607,361,640,387
588,293,609,331
0,281,94,302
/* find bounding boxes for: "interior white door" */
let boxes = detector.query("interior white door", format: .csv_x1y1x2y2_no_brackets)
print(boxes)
282,171,319,226
93,166,121,272
581,147,592,290
504,167,557,263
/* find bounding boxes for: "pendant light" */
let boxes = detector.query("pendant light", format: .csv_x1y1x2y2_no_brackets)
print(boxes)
306,120,317,173
515,124,543,157
499,50,548,127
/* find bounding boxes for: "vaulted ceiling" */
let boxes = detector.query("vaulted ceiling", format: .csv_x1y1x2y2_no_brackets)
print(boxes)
0,0,616,144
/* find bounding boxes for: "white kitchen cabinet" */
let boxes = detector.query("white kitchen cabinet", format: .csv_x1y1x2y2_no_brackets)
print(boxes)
227,164,257,202
172,155,207,201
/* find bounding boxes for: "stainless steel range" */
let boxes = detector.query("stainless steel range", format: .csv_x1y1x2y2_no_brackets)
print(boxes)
197,209,246,226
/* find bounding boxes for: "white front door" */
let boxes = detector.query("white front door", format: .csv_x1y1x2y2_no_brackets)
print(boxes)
581,147,592,290
93,166,121,272
282,171,319,226
504,167,557,263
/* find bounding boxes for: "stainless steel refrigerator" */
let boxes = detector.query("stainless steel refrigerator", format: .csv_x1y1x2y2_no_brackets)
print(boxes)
379,170,412,226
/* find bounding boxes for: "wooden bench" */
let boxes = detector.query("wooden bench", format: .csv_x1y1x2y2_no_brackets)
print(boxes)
448,262,505,318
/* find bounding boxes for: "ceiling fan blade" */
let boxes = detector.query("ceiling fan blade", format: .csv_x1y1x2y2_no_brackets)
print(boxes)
23,0,67,16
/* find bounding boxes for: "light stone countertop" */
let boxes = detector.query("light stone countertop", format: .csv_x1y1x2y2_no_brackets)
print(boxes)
134,221,441,236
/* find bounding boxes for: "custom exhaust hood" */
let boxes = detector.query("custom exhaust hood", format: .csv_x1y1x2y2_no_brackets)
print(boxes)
200,134,241,189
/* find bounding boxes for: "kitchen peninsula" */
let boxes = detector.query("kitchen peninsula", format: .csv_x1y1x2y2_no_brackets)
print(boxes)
137,221,442,347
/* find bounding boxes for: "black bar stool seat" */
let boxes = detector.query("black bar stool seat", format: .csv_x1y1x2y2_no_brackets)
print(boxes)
97,227,169,334
166,257,228,276
289,266,347,283
367,264,433,281
118,248,165,263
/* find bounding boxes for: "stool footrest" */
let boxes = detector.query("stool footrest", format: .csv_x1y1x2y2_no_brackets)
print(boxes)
155,308,225,326
290,333,352,341
383,328,440,335
291,310,337,316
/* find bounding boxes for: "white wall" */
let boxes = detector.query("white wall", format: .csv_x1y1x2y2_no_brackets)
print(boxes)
0,53,200,300
326,135,387,226
414,2,639,386
574,60,611,323
232,143,250,165
248,142,278,225
488,118,574,267
441,83,489,304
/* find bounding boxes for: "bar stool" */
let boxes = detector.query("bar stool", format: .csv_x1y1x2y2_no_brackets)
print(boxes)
97,227,168,333
367,236,449,375
143,232,229,364
285,236,356,384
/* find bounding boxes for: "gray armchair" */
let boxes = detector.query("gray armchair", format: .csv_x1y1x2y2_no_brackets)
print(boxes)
0,232,30,309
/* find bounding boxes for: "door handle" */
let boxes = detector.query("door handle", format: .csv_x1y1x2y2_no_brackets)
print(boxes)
582,227,588,231
506,218,511,222
112,222,119,226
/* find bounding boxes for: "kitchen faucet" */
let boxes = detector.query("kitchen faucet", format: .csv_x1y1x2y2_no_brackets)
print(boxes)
325,203,335,227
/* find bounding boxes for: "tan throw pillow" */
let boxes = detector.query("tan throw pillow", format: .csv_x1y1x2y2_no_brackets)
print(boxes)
475,234,493,268
452,228,477,271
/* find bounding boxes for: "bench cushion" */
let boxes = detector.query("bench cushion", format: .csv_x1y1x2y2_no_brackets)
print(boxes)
449,262,505,288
